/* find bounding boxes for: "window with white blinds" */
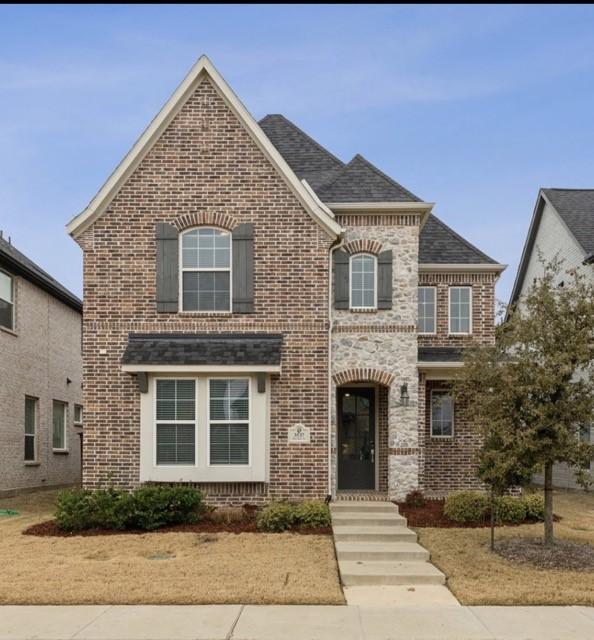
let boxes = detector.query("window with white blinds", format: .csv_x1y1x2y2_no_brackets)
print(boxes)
209,379,249,465
155,379,196,465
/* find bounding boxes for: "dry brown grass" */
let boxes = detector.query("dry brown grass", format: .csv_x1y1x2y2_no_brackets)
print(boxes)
0,489,344,605
417,489,594,605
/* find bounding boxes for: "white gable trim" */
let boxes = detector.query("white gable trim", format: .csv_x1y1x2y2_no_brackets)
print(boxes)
66,55,342,239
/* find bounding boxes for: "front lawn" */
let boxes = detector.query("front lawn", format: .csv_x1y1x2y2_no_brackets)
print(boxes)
416,489,594,605
0,489,344,605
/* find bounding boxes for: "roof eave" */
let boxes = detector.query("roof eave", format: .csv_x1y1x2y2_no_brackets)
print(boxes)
419,262,506,274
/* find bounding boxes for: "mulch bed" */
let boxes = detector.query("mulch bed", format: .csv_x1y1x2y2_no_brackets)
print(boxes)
22,519,332,538
396,499,558,529
495,537,594,571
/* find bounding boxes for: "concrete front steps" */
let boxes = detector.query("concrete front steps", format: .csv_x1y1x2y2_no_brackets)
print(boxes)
330,501,446,589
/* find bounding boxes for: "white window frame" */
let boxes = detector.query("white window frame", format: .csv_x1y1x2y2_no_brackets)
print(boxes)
153,377,198,467
24,396,38,463
207,376,251,467
418,286,437,334
74,404,83,427
52,400,68,452
448,286,472,335
349,253,377,311
0,269,15,331
179,227,232,313
430,390,454,438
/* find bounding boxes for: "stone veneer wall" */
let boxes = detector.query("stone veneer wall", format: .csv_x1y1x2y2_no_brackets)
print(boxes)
331,217,421,500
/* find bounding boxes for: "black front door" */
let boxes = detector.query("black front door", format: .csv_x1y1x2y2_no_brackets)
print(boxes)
337,387,375,490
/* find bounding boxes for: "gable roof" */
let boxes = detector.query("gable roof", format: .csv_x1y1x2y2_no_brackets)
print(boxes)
509,188,594,307
0,235,82,312
419,215,498,264
67,56,341,239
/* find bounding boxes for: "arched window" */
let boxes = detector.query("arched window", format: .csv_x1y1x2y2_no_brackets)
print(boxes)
181,227,231,312
350,253,377,310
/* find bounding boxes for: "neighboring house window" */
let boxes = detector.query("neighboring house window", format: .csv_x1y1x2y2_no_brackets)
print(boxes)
24,396,38,462
52,401,67,450
181,227,231,312
209,378,250,465
449,286,472,334
155,379,196,465
74,405,83,427
431,390,454,437
350,254,377,310
0,270,14,331
418,286,436,334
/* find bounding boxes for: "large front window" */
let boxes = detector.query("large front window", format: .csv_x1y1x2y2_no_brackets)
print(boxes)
350,254,376,310
181,228,231,312
209,379,250,465
431,390,454,437
0,270,14,330
155,379,196,465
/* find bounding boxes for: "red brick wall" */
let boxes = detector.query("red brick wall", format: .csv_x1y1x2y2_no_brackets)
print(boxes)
378,385,389,492
78,77,333,502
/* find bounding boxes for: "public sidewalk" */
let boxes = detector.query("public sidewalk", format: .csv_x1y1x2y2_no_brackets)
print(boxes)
2,604,594,640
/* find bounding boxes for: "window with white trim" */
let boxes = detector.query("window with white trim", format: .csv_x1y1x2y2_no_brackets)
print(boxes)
155,379,196,465
74,404,83,427
418,286,436,334
24,396,37,462
181,228,231,312
350,254,376,310
209,379,250,465
0,270,14,331
52,400,67,450
431,390,454,437
449,286,472,334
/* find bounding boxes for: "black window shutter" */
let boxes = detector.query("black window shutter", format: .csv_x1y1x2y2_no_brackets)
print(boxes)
377,250,393,309
156,222,179,313
334,249,349,309
232,223,254,313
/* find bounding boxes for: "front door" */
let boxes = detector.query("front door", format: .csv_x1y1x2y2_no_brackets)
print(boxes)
337,387,375,490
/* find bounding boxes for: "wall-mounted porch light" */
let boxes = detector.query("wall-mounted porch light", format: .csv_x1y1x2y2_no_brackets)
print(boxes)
399,383,410,407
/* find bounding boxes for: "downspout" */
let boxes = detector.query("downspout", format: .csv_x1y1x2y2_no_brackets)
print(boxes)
328,234,345,500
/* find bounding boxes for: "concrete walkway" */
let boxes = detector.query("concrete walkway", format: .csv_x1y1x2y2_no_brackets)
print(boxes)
2,605,594,640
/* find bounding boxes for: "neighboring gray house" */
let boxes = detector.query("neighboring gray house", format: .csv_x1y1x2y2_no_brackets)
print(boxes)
0,234,83,496
509,188,594,489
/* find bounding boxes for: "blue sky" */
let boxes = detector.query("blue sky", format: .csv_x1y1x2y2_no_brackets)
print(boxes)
1,4,594,303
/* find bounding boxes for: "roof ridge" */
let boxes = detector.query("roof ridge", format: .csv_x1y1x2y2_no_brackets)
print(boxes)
428,215,497,264
542,187,594,192
259,114,344,168
351,153,422,202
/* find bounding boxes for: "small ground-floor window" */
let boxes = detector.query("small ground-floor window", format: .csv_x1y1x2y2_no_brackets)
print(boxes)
430,390,454,437
52,400,67,450
24,396,37,461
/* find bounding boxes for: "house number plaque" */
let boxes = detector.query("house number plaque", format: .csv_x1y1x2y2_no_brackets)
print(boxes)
288,423,311,444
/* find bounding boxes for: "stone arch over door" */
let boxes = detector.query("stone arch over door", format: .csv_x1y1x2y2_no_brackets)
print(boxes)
332,368,395,388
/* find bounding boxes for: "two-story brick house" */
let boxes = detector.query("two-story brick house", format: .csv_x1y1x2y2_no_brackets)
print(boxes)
67,56,504,503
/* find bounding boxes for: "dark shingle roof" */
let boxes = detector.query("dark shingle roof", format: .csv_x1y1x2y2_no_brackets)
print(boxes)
121,333,283,366
419,216,497,264
0,235,82,312
316,154,420,203
418,347,464,363
542,189,594,255
259,114,344,191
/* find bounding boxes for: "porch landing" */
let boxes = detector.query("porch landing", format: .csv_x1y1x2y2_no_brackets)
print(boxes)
335,491,389,502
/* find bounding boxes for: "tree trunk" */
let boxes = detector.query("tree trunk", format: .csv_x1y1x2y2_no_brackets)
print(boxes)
490,490,495,552
544,461,554,547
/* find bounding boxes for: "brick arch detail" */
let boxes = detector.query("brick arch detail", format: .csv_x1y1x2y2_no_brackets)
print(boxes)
333,368,395,387
343,239,383,256
173,212,239,232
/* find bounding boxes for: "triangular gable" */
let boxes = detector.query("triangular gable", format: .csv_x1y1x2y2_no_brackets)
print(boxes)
67,56,341,239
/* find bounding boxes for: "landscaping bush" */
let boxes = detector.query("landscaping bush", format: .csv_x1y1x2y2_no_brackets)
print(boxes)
55,486,204,532
522,494,545,521
493,495,527,524
208,506,250,525
404,490,426,508
444,491,489,523
256,502,297,532
294,500,331,528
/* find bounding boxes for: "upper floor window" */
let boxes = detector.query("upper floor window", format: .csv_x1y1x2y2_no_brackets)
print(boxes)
418,286,436,334
0,270,14,331
449,286,472,334
350,254,376,310
181,228,231,312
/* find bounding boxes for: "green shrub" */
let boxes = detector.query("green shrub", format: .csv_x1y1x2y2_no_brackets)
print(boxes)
404,490,426,508
256,502,296,532
522,494,545,521
444,491,489,523
493,496,527,524
55,486,204,532
294,500,331,528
